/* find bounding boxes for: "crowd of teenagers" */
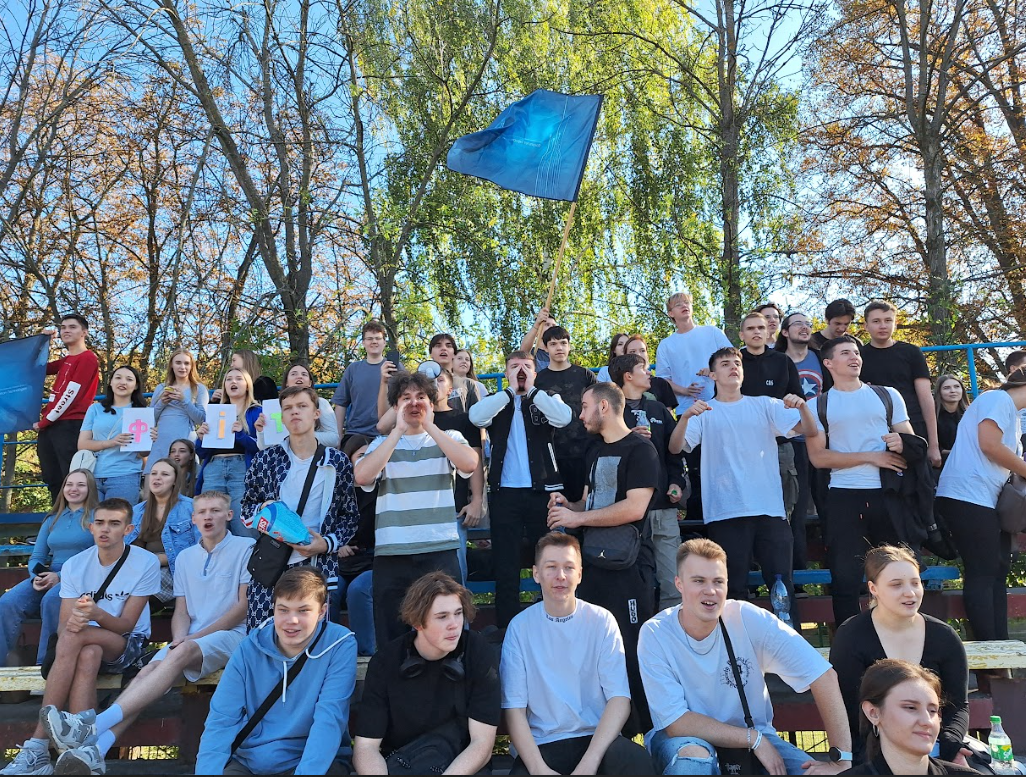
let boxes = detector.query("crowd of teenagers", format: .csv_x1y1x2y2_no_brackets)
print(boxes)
1,294,1022,775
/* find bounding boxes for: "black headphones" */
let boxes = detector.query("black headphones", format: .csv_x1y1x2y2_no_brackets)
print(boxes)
398,630,466,682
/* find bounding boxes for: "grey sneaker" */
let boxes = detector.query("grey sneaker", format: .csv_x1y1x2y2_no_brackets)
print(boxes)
54,747,104,776
40,707,96,753
0,744,53,775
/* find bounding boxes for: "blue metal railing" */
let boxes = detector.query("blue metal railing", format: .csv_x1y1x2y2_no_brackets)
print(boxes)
3,340,1023,497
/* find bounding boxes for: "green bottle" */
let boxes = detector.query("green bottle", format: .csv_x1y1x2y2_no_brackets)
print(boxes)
989,716,1014,770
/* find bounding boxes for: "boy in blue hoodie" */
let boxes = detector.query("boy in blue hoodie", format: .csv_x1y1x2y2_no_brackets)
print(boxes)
196,567,357,775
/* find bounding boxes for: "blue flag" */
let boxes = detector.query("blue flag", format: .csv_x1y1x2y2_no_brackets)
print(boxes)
447,90,603,202
0,335,49,436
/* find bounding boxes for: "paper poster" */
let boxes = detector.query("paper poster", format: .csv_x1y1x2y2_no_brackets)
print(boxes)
203,405,238,449
261,399,288,446
121,408,154,452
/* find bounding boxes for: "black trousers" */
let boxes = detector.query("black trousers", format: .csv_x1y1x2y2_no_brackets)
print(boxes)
557,455,588,504
509,734,654,775
683,446,703,523
938,496,1011,641
825,488,902,625
37,419,82,502
577,563,655,737
372,550,461,646
790,440,811,570
705,515,794,602
489,487,550,628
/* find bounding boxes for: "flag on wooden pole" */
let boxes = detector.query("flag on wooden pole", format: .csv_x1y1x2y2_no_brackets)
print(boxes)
447,89,603,202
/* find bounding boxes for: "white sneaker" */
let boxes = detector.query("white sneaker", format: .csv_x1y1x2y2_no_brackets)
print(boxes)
54,747,104,776
40,707,95,753
0,743,53,775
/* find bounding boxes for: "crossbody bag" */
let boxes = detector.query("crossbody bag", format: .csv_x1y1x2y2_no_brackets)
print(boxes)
716,618,760,776
41,544,132,678
248,444,324,588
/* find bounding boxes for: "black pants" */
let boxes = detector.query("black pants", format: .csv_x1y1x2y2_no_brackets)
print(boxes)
706,515,793,602
577,563,655,737
557,455,588,504
683,446,703,523
826,488,902,625
37,419,82,502
938,496,1012,641
373,550,461,646
509,734,654,775
790,440,810,570
489,487,550,627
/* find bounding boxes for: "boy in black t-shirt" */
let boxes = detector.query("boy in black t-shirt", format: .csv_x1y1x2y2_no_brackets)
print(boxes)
609,353,686,611
858,300,941,468
534,325,598,503
546,382,659,737
353,572,500,775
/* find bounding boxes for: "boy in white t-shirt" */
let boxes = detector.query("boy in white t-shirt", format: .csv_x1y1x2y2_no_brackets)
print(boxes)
501,532,654,775
806,335,915,625
40,490,254,775
655,291,732,525
669,346,817,602
638,538,852,776
2,499,160,777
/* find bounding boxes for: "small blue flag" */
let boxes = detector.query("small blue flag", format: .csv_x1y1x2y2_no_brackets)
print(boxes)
0,334,49,436
447,90,603,202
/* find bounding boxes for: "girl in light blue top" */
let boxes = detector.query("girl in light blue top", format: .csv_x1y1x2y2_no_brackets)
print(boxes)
148,349,208,473
127,458,199,602
0,469,97,664
77,365,147,503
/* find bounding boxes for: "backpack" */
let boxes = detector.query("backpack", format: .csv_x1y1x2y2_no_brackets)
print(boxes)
816,384,893,447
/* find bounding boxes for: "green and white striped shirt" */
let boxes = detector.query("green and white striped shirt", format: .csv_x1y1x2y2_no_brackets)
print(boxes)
363,430,470,556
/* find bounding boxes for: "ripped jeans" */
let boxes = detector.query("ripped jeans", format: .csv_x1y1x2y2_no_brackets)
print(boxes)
646,729,813,775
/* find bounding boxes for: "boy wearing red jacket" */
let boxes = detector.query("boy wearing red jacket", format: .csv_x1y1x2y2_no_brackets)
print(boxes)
36,314,99,500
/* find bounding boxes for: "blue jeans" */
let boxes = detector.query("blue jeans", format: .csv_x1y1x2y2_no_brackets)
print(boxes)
0,579,63,664
202,456,255,538
329,571,375,656
647,730,812,775
95,473,141,505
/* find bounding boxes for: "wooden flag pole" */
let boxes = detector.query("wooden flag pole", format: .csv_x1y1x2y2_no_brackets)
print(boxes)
533,200,578,352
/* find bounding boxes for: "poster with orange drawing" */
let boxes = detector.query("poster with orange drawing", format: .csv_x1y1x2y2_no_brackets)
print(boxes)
203,405,238,449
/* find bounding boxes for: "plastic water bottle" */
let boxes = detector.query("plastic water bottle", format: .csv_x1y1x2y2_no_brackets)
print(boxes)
770,574,793,627
635,408,650,431
989,716,1016,774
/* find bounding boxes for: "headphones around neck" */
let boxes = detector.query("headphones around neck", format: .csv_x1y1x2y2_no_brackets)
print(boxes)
398,630,466,682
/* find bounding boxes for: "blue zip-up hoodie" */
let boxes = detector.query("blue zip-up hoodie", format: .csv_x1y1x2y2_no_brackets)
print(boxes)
195,618,356,775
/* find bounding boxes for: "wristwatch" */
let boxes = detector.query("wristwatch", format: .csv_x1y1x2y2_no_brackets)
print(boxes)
828,747,853,762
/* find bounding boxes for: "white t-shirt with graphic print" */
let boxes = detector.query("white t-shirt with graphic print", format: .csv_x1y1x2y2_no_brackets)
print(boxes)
638,599,830,734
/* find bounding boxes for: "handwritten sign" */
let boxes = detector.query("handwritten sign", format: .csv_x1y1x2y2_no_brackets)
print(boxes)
203,405,238,450
121,408,155,452
261,399,288,446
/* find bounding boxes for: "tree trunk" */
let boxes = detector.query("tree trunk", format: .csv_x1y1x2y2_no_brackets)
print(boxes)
718,0,742,339
921,138,952,345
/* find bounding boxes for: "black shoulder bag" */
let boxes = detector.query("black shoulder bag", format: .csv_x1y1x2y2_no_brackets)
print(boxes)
228,620,326,761
41,544,132,679
248,444,325,588
716,619,760,776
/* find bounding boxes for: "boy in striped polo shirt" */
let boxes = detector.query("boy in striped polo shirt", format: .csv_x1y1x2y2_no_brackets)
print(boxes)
355,370,479,646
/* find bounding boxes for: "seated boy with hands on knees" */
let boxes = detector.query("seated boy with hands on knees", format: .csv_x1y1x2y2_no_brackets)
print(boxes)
2,499,160,777
41,491,253,775
501,532,654,775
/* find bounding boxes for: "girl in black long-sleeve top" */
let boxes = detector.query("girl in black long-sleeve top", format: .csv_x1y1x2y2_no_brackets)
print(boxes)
831,546,969,764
